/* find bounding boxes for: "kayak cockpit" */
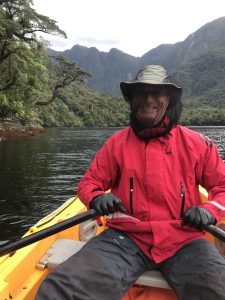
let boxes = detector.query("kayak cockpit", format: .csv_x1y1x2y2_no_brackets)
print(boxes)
36,238,171,290
2,190,220,300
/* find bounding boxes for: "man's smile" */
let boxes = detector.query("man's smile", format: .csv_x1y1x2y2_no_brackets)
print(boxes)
139,105,158,111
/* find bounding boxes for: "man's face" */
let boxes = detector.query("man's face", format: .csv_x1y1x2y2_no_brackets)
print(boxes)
131,84,169,127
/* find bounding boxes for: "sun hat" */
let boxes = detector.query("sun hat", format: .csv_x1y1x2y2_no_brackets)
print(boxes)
120,65,182,102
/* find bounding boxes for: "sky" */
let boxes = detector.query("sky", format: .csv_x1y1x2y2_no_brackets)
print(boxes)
33,0,225,57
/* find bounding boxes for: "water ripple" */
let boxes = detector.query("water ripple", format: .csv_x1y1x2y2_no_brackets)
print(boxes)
0,127,225,241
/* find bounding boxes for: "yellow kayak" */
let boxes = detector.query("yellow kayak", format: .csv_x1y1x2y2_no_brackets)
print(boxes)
0,189,224,300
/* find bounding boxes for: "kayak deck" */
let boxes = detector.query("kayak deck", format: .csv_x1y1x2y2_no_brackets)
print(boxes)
0,188,222,300
0,196,178,300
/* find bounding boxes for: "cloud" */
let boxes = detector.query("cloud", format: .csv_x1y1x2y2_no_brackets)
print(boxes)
33,0,225,56
76,37,120,46
39,34,121,52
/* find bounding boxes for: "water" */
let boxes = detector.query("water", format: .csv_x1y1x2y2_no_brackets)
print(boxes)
0,128,116,242
0,127,225,242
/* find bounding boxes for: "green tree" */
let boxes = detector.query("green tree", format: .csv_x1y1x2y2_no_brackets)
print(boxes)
0,0,66,123
0,0,66,63
35,55,91,106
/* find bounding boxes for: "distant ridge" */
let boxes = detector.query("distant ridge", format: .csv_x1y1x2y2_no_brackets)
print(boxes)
49,17,225,106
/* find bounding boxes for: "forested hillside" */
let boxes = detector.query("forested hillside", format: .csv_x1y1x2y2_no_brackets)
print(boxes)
39,82,130,127
51,17,225,126
0,0,225,128
0,0,130,128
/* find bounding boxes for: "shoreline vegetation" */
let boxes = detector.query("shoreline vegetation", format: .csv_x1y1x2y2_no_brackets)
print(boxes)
1,119,225,142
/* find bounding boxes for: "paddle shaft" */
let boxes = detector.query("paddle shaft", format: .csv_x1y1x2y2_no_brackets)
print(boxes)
0,209,97,257
1,207,225,257
204,224,225,242
180,185,225,242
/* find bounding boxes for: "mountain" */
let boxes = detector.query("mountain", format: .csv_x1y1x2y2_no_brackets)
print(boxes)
49,17,225,104
50,45,140,95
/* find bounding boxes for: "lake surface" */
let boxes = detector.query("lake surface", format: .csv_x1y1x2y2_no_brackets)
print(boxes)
1,127,225,242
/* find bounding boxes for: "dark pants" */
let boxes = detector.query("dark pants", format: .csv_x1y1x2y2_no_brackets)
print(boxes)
36,228,225,300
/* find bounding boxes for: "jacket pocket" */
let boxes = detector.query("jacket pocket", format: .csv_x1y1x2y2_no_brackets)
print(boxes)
124,169,139,215
108,227,141,255
180,180,186,218
88,227,141,255
129,177,134,214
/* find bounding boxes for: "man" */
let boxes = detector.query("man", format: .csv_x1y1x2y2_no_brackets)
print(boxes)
36,65,225,300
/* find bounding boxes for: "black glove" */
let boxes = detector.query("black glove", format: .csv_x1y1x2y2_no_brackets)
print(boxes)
91,193,126,216
182,206,216,230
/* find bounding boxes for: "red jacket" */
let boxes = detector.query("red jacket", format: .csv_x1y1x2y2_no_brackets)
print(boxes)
78,126,225,263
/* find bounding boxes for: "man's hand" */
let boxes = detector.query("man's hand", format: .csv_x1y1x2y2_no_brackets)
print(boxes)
182,206,216,230
91,193,126,216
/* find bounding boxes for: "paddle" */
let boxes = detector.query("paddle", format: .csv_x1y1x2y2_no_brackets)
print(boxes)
180,184,225,242
204,224,225,242
0,209,97,257
1,206,225,258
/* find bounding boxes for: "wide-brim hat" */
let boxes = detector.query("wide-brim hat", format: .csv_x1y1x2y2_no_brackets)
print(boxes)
120,65,182,102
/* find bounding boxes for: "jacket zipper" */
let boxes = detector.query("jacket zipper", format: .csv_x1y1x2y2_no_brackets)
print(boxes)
129,177,134,215
180,180,185,218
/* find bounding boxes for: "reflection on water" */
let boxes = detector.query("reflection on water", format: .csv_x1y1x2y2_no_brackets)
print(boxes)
0,126,225,241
